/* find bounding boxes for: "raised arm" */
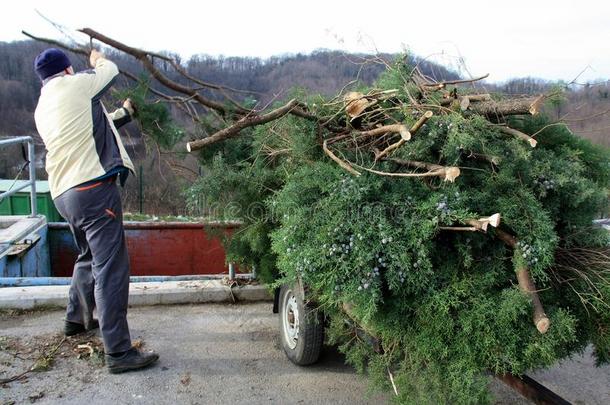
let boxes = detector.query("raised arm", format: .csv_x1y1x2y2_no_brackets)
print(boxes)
87,50,119,99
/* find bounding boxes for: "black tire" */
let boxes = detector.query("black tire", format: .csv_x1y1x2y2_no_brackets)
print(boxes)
278,280,324,366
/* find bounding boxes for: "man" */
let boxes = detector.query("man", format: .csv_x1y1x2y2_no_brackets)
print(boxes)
34,48,158,373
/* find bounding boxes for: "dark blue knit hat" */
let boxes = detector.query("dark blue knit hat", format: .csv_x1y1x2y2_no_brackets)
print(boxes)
34,48,71,80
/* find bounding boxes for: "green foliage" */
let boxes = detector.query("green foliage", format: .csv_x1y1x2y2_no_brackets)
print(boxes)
185,64,610,403
114,78,185,149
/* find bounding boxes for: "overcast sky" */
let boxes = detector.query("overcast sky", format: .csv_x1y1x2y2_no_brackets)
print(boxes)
2,0,609,83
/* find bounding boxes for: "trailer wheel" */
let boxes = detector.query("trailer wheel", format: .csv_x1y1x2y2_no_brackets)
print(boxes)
279,281,324,366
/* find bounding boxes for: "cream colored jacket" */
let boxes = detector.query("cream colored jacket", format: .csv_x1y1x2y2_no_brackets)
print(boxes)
35,58,135,199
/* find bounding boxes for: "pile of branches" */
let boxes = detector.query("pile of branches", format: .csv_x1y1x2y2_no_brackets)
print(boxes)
27,27,610,404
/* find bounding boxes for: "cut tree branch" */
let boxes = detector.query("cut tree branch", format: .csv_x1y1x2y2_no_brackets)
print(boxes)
356,163,459,182
466,213,501,232
421,74,490,90
498,126,538,147
25,28,329,149
186,99,299,152
495,228,550,334
22,30,88,56
323,140,361,176
440,94,492,110
77,28,235,115
386,158,460,182
439,226,480,232
439,214,501,233
325,123,408,146
358,124,411,140
468,95,545,117
376,111,433,160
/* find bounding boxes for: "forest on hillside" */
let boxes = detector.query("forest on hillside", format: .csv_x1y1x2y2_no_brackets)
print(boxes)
1,40,608,147
0,40,458,136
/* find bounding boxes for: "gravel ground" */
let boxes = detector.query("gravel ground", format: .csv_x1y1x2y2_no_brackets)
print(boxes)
0,303,607,404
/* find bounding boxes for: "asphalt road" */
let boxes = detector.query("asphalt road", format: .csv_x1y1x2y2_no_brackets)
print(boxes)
0,303,607,404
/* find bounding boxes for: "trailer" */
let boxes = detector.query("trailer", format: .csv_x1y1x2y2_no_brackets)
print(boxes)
273,278,575,404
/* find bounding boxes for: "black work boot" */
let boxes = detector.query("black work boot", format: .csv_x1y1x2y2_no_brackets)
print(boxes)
106,348,159,374
64,319,99,336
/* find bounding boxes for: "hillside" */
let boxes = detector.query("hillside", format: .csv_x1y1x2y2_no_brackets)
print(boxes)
0,40,459,136
1,40,608,147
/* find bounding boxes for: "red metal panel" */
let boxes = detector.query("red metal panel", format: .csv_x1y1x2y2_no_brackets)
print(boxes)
48,222,240,277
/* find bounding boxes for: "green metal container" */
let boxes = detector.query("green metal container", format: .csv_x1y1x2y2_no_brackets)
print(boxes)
0,179,63,222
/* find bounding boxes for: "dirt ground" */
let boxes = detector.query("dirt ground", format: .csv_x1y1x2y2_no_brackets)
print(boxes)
0,303,607,404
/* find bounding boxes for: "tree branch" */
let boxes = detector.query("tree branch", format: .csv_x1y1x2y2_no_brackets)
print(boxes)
494,228,550,334
440,214,501,233
421,73,490,90
22,30,88,56
77,28,233,115
468,95,545,117
356,165,456,180
323,140,361,176
375,111,433,160
386,157,460,182
498,126,538,148
186,99,300,152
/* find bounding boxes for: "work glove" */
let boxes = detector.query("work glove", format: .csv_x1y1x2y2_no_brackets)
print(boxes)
89,49,105,67
123,98,137,117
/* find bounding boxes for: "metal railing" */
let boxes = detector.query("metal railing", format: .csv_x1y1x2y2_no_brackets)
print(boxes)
0,136,37,217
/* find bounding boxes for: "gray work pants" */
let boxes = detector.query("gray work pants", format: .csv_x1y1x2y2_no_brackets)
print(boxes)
54,178,132,354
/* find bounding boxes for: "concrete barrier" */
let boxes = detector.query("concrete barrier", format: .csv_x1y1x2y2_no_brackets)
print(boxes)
0,279,272,310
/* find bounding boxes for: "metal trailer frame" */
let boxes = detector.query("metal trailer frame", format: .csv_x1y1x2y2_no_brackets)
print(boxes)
0,136,37,217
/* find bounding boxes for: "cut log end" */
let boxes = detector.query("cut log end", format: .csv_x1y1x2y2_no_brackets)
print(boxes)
499,126,537,148
536,317,550,334
465,213,501,232
409,111,434,135
529,95,546,116
399,126,411,141
444,167,461,182
460,97,470,111
488,213,501,228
